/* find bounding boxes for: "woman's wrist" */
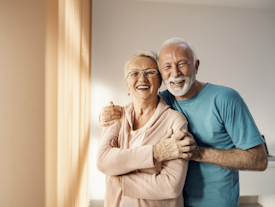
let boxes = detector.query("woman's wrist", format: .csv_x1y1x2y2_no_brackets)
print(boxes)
153,145,163,163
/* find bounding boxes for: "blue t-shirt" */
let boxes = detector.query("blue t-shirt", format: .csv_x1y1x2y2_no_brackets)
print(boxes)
160,83,264,207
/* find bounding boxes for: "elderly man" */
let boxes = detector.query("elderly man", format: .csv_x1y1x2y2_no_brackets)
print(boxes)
99,37,267,207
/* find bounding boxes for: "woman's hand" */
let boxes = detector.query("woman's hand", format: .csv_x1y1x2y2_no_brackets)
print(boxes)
111,138,118,148
109,139,123,188
110,175,122,188
99,101,122,127
153,129,198,163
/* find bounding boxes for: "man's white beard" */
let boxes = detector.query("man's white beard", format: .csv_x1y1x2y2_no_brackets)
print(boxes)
164,69,196,97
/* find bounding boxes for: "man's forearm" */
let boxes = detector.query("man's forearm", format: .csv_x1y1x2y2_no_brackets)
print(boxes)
192,144,267,171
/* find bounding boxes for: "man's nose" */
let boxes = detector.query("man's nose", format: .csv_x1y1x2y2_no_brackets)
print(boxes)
170,65,182,77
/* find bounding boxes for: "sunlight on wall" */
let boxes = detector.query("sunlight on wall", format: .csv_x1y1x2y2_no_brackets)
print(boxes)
89,83,113,199
90,84,113,123
89,137,106,199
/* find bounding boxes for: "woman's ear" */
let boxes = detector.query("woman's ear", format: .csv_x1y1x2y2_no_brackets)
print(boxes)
125,78,130,91
158,73,162,88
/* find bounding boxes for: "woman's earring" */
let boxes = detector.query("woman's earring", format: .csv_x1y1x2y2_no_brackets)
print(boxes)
128,90,130,96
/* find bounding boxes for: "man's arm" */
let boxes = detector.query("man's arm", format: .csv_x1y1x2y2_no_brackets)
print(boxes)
168,131,268,171
99,103,268,171
191,140,268,171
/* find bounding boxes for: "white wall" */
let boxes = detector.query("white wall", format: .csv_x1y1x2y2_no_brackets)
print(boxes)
90,0,275,199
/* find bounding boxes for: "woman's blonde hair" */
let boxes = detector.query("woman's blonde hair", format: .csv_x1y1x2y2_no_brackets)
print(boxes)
124,50,159,78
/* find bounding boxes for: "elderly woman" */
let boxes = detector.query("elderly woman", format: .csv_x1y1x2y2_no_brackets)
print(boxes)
96,51,188,207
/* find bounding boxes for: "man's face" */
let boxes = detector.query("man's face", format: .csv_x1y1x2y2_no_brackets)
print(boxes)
158,43,196,98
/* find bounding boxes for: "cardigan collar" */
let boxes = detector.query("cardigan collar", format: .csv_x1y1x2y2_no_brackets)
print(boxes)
123,96,170,131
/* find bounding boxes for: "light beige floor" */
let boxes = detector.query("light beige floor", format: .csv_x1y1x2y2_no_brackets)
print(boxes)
90,200,263,207
239,204,263,207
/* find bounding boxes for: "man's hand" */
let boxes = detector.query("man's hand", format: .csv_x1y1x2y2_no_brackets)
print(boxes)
153,129,198,163
110,175,122,188
99,101,122,127
178,130,202,160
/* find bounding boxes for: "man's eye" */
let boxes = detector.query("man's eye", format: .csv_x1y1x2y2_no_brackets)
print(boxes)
179,63,187,67
163,66,170,70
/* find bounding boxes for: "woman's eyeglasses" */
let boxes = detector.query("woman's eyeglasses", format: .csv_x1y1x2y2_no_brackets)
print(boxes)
127,69,159,79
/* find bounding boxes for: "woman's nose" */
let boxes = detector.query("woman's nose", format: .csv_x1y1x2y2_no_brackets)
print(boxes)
138,72,147,80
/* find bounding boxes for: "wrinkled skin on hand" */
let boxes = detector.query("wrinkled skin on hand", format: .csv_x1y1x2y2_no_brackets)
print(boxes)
99,101,122,127
154,129,199,162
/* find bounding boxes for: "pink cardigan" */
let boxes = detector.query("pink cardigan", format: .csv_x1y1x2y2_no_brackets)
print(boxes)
97,97,188,207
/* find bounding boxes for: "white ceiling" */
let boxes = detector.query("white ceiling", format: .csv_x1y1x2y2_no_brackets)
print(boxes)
125,0,275,10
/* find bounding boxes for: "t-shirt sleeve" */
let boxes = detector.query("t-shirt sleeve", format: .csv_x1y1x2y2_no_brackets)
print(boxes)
159,91,175,110
222,92,264,150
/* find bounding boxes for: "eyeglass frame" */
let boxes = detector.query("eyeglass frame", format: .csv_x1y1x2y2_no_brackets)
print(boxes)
126,69,159,79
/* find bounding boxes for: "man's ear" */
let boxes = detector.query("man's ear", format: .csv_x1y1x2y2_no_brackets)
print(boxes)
195,59,200,74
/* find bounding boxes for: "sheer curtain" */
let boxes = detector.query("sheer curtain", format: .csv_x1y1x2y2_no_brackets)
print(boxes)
46,0,91,207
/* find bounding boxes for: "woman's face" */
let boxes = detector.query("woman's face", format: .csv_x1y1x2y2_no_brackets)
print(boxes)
126,56,161,102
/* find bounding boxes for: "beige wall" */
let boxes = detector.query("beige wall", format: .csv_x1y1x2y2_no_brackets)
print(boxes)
0,1,46,206
90,0,275,199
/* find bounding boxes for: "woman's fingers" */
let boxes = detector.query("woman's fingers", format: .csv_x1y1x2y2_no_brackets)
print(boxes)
171,130,186,140
155,129,198,161
177,133,198,160
111,138,118,147
178,137,195,147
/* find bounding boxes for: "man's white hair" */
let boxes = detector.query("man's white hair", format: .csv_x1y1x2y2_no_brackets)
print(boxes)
159,37,198,65
124,50,159,78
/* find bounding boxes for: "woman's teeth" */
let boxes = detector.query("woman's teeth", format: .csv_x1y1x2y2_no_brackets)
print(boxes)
137,86,150,89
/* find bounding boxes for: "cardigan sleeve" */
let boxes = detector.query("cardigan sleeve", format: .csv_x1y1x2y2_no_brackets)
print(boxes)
96,119,155,176
122,155,188,199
